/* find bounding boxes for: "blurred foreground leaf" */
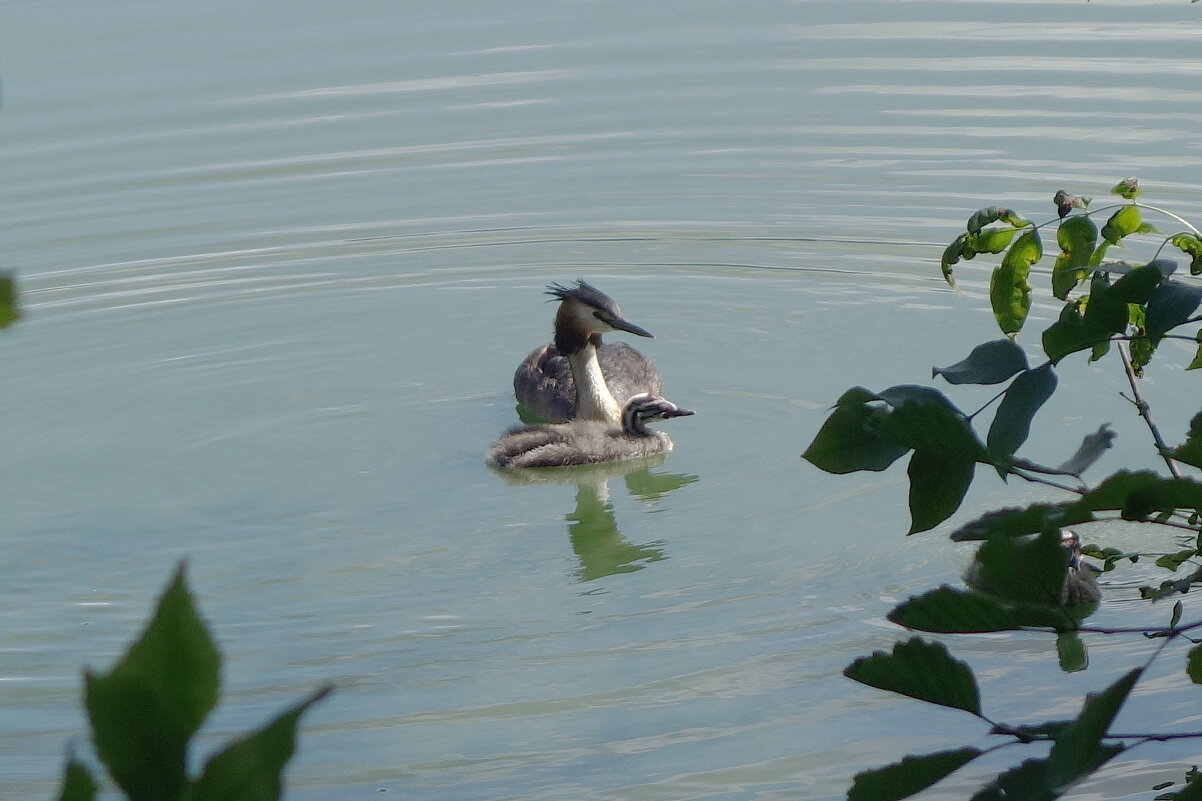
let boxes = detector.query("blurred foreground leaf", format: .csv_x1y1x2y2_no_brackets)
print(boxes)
844,637,981,715
848,748,982,801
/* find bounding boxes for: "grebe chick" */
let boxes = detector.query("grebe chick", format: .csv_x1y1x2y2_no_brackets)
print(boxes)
514,280,662,423
486,393,693,469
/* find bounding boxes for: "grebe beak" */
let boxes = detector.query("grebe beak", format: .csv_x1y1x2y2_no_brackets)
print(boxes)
606,316,654,338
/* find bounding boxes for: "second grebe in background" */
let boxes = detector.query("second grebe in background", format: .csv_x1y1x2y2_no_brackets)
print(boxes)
486,393,694,468
513,280,662,423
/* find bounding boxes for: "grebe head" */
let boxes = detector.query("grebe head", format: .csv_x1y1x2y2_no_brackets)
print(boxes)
1061,529,1084,569
547,280,653,354
622,393,694,435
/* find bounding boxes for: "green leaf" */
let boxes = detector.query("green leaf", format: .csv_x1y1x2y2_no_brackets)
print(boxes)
906,450,976,534
85,562,220,801
844,637,981,715
987,365,1057,463
1067,470,1202,521
1155,550,1196,571
878,386,989,462
848,748,982,801
970,227,1019,256
970,758,1055,801
1043,300,1104,363
0,272,18,329
889,585,1068,632
1053,216,1098,299
942,234,968,285
1187,643,1202,685
1110,177,1141,200
1173,411,1202,469
932,339,1029,385
802,388,909,474
1101,204,1144,244
967,206,1029,234
56,752,98,801
1170,232,1202,276
949,503,1089,542
191,685,332,801
991,229,1041,335
1056,631,1089,673
1147,280,1202,340
1166,773,1202,801
1045,668,1138,791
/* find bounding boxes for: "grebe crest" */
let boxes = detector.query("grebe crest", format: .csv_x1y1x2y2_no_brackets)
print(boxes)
514,279,662,423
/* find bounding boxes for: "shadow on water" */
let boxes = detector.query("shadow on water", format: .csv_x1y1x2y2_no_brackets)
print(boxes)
489,456,699,582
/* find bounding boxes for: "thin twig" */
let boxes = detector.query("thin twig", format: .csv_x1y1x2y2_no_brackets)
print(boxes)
1117,341,1183,479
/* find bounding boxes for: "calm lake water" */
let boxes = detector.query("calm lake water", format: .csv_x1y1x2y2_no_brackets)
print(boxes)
4,1,1202,798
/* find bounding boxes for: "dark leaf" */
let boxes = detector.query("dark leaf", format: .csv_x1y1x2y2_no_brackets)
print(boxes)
1147,280,1202,340
1173,411,1202,469
1165,773,1202,801
906,451,976,534
991,229,1041,335
1110,263,1168,305
1067,471,1202,521
1043,300,1105,363
932,339,1029,385
802,389,909,474
889,585,1068,633
987,365,1057,463
1187,643,1202,685
950,504,1089,542
57,751,98,801
848,748,982,801
1045,669,1139,791
970,758,1055,801
844,637,981,715
1053,216,1098,299
966,529,1069,607
1083,271,1130,336
1056,424,1116,476
85,562,220,801
878,386,989,462
1056,631,1089,673
191,685,332,801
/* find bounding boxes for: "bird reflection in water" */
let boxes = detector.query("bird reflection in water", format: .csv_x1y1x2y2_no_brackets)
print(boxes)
489,455,698,582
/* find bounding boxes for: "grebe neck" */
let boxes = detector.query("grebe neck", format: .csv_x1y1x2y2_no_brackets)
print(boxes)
568,336,622,422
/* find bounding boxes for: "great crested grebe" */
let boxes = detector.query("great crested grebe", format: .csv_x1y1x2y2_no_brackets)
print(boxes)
486,393,694,469
513,280,662,423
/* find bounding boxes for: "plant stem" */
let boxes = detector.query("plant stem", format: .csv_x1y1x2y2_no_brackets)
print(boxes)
1117,341,1183,479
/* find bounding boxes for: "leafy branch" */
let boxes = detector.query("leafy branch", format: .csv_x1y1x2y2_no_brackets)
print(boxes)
805,180,1202,800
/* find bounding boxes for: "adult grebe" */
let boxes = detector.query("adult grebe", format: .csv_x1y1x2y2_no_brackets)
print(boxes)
486,393,694,468
513,280,662,423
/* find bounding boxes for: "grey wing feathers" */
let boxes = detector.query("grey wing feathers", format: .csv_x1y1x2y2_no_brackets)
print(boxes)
597,343,661,406
513,345,576,423
513,342,661,423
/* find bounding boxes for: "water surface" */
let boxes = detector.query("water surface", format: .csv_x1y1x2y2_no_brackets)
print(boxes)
3,1,1202,798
